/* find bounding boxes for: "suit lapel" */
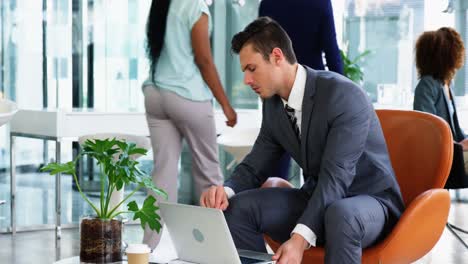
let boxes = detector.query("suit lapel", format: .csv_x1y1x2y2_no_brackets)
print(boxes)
300,67,318,172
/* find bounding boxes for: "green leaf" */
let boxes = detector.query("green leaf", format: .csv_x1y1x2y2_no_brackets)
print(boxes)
128,196,162,232
340,48,370,83
140,176,168,199
352,50,371,64
128,146,147,156
40,161,76,175
41,136,167,224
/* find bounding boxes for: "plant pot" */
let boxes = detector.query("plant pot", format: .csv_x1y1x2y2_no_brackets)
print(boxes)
80,216,123,263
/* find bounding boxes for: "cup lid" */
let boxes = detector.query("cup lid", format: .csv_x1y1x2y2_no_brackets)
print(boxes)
126,243,151,254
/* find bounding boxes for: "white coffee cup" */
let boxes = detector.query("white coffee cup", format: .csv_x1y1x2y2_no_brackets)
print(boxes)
126,244,151,264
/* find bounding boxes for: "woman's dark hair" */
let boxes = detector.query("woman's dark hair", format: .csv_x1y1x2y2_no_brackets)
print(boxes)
231,17,297,64
146,0,170,79
415,27,465,85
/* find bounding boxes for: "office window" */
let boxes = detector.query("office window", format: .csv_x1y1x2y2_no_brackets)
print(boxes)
331,0,457,110
0,0,50,231
53,0,69,25
129,58,138,80
92,0,150,111
3,0,43,107
211,0,260,110
52,57,68,79
60,57,68,78
48,0,73,108
128,0,138,25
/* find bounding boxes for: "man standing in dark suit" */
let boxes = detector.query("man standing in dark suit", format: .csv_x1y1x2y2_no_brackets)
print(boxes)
260,0,344,180
260,0,343,74
200,17,404,264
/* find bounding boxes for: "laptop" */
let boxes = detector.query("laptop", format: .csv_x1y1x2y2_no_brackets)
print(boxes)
158,202,275,264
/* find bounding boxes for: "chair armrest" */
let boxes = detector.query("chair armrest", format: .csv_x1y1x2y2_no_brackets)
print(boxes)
364,189,450,264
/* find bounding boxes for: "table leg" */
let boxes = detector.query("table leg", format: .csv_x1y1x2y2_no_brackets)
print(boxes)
10,134,16,235
55,141,61,240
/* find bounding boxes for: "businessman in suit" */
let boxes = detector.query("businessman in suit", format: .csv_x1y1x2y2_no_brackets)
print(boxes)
260,0,344,180
200,17,404,264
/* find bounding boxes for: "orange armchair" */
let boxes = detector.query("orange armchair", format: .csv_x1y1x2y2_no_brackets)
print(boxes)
264,109,453,264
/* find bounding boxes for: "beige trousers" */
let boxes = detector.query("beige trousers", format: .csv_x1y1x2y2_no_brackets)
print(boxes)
142,85,223,249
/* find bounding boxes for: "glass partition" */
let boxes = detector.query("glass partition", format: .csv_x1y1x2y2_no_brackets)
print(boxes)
91,0,150,111
0,0,48,230
336,0,457,110
225,0,260,109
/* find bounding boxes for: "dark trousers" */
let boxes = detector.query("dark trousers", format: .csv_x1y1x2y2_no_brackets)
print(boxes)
272,153,291,179
224,188,391,264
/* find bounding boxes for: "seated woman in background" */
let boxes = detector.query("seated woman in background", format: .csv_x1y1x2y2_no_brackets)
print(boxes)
413,27,468,173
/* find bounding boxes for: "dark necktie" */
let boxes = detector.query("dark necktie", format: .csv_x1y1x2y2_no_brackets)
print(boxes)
284,104,300,138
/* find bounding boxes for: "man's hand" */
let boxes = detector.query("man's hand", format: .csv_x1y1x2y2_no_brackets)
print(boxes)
200,185,229,210
272,233,308,264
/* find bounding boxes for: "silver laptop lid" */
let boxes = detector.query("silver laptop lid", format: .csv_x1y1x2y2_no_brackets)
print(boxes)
159,202,242,264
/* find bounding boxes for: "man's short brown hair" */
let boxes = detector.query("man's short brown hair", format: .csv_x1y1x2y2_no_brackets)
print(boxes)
231,17,297,64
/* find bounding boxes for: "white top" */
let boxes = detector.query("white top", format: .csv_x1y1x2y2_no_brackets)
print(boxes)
147,0,214,101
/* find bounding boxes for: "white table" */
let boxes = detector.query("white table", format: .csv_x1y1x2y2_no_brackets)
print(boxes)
217,127,260,170
8,108,261,238
54,227,179,263
54,256,124,264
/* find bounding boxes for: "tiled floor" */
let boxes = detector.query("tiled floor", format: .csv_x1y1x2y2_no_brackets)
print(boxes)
423,203,468,264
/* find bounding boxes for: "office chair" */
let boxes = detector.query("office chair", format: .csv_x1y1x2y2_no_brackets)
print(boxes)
263,109,453,264
444,142,468,248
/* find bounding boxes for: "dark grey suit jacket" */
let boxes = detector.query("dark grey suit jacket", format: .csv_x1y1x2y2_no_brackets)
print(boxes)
413,75,466,142
225,67,405,240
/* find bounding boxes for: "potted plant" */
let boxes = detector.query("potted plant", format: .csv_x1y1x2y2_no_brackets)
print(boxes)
41,138,167,263
340,49,371,84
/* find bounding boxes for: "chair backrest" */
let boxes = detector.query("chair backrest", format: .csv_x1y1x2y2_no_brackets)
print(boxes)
376,109,453,206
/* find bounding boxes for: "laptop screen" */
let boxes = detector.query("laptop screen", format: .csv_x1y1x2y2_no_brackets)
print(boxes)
159,202,274,264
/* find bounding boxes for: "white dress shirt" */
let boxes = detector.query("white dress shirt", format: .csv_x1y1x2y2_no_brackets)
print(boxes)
224,65,317,248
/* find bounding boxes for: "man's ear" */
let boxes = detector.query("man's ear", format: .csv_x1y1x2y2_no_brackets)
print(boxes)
271,47,284,65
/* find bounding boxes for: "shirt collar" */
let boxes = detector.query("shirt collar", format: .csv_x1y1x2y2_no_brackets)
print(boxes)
281,65,306,111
